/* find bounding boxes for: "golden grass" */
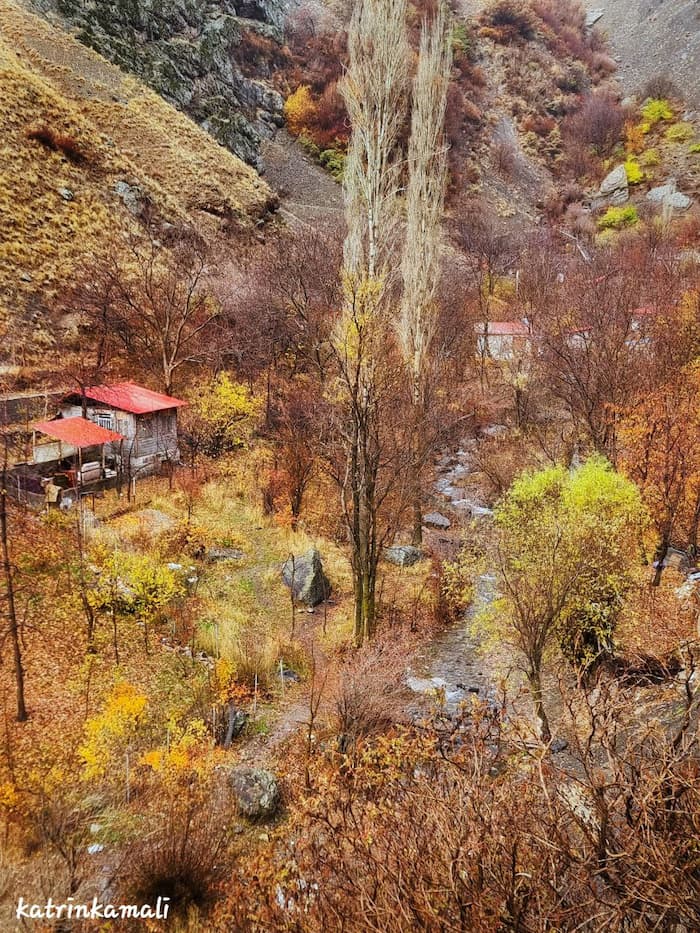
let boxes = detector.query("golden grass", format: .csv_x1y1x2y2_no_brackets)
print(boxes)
0,0,274,362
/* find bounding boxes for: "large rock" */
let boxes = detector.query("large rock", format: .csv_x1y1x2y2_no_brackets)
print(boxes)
423,512,451,531
646,181,692,211
592,164,629,208
384,545,423,567
206,546,246,562
282,548,331,606
229,767,280,821
27,0,285,170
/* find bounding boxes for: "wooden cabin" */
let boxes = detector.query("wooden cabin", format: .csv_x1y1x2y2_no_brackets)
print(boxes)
59,382,187,476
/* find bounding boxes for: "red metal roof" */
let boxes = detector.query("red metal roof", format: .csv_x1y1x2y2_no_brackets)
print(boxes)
66,382,187,415
33,417,124,448
474,321,530,336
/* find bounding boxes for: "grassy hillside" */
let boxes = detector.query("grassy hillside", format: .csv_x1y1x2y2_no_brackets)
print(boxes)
0,0,276,369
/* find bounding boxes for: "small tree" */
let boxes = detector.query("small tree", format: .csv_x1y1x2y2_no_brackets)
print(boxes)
487,457,644,739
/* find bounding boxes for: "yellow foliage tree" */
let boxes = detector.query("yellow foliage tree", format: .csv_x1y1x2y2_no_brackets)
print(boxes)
284,85,317,136
79,682,147,781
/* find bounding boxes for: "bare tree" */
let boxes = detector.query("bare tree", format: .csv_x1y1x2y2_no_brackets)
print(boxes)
78,227,218,395
333,0,410,646
397,3,452,545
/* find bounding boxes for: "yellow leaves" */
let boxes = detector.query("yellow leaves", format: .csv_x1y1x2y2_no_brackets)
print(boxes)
79,682,147,781
284,85,316,137
0,780,19,812
139,720,208,782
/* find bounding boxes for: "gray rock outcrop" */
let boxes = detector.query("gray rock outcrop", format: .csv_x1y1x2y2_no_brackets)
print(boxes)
592,164,628,209
384,545,423,567
27,0,286,169
646,180,692,211
423,512,451,531
282,548,331,606
229,767,280,821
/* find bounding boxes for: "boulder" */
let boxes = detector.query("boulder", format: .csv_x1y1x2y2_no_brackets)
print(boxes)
114,180,144,215
384,545,423,567
282,548,331,606
593,164,628,208
423,512,451,531
229,767,280,821
646,182,692,211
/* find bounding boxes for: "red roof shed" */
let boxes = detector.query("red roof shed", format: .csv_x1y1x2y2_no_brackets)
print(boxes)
33,417,124,448
64,383,187,415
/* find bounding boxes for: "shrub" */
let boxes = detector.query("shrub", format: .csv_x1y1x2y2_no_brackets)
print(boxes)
624,157,644,185
284,85,316,136
118,789,228,912
665,122,695,143
564,92,624,154
639,148,661,167
641,74,680,101
26,125,87,164
625,121,646,155
640,98,674,126
480,0,537,43
319,148,345,179
598,205,639,230
690,143,700,154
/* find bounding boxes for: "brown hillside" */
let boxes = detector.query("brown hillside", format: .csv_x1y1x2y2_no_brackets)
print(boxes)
0,0,276,367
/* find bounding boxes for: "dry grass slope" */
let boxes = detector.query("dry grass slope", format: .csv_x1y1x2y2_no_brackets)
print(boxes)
0,0,275,363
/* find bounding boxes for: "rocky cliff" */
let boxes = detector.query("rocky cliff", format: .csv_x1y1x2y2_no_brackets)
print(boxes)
24,0,287,169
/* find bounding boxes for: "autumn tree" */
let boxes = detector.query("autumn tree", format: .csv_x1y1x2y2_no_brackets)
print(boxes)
179,372,260,468
0,436,28,722
487,457,644,739
77,226,218,395
618,361,700,583
333,0,410,645
397,3,452,545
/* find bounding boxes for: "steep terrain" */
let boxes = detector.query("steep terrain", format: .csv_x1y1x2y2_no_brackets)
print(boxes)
0,0,276,368
582,0,700,107
22,0,288,168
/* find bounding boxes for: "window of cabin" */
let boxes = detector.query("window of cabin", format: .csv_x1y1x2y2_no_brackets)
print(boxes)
95,411,114,431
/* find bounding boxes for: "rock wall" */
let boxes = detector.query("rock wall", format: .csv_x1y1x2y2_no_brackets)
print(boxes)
26,0,286,169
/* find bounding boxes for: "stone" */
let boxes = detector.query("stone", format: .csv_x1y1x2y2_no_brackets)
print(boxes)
423,512,451,530
383,545,423,567
58,187,74,200
114,180,144,215
593,164,629,207
206,547,246,562
28,0,285,169
282,548,331,606
646,183,692,211
229,767,280,821
550,737,569,754
585,9,604,28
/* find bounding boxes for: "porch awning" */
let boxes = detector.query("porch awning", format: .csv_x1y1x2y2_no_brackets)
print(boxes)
33,417,124,448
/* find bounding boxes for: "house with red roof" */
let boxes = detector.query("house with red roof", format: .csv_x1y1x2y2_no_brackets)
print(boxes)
474,320,532,362
58,382,187,476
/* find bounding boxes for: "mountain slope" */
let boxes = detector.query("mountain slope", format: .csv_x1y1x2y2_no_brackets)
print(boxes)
0,0,276,367
22,0,287,168
582,0,700,107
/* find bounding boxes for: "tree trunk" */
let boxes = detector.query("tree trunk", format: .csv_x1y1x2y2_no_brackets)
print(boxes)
527,668,550,742
0,470,28,722
652,536,669,587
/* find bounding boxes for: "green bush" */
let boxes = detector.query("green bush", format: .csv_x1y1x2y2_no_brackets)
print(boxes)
640,98,674,126
319,147,346,180
665,122,695,143
690,143,700,154
624,157,644,184
639,148,660,167
598,205,638,230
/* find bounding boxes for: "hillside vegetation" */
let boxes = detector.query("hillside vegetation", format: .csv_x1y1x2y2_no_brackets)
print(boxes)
0,0,276,369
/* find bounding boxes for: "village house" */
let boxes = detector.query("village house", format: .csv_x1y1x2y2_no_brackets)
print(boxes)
474,320,532,362
59,382,187,475
10,382,186,507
